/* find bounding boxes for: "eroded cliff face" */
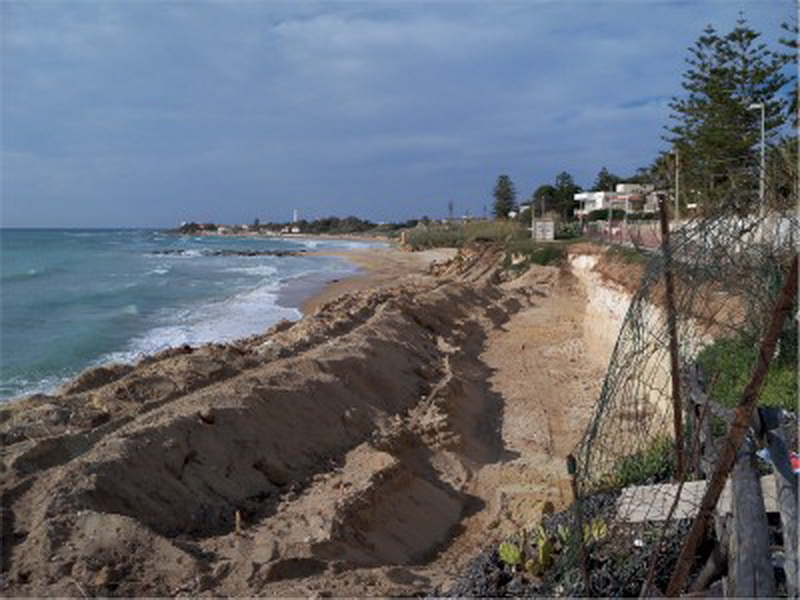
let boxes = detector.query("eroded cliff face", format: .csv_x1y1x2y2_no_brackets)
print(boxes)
568,253,632,369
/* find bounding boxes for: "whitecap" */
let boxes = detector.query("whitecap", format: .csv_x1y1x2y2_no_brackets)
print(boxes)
119,304,139,317
226,265,279,277
3,268,45,283
105,280,300,361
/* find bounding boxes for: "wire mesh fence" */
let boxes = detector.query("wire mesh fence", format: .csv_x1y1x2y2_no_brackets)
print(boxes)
537,198,797,596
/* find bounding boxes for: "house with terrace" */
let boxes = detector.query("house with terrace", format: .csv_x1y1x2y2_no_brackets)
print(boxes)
574,183,662,218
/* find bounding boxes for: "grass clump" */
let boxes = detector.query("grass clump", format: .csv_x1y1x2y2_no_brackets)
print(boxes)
697,331,797,411
463,220,528,243
600,436,675,490
404,228,467,249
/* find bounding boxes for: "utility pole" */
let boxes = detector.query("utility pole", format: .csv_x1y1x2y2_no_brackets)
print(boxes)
531,197,536,241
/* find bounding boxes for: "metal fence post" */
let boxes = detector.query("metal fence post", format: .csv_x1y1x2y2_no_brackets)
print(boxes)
659,195,685,480
567,454,591,596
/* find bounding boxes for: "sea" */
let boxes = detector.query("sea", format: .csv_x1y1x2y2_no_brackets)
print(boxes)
0,229,385,401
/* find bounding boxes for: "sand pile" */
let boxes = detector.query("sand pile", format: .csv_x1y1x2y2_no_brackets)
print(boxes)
1,244,570,597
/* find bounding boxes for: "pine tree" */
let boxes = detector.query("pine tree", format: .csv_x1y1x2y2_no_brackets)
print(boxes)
592,167,621,192
779,20,798,128
532,184,556,216
553,172,582,219
492,175,517,219
666,18,789,212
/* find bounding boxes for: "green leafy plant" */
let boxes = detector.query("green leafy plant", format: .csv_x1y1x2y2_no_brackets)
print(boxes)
497,523,560,576
533,525,554,572
582,518,608,544
498,541,523,567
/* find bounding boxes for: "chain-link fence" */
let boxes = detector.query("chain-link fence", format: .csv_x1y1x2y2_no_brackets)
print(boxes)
535,197,797,596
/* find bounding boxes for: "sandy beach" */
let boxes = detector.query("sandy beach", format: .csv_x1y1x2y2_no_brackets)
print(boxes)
297,246,457,313
0,243,607,597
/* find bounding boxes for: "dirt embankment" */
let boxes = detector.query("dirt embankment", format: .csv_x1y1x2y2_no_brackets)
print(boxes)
0,244,606,597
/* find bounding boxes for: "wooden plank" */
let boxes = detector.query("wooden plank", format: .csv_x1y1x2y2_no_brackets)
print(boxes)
617,480,706,522
729,436,775,597
616,475,777,522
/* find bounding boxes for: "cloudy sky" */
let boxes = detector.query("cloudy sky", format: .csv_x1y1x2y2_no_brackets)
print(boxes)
2,0,794,227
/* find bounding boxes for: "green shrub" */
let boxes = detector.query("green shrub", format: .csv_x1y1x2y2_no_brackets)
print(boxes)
505,240,566,270
586,209,626,222
556,221,582,240
627,212,658,221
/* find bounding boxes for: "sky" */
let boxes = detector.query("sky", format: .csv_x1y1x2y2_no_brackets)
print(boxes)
2,0,795,227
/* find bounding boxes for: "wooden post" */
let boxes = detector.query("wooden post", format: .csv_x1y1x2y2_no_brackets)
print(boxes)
729,435,775,597
659,195,685,479
666,255,798,596
684,364,716,477
760,407,798,597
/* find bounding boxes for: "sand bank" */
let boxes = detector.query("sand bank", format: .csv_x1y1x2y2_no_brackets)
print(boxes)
0,244,606,597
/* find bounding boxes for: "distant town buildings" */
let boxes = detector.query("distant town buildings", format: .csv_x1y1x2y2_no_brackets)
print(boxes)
574,183,663,217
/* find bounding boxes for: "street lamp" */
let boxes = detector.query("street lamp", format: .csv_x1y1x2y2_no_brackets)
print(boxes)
671,149,680,222
748,102,766,218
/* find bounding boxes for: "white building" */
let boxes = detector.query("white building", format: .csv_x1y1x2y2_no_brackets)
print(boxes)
574,183,660,217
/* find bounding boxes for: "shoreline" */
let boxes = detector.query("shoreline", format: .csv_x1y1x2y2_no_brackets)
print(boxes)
173,230,395,244
294,247,457,314
2,244,453,403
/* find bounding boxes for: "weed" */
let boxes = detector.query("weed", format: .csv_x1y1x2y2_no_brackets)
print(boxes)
599,436,675,490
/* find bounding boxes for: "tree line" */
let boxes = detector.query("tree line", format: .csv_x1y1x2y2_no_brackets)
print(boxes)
493,14,796,220
492,166,641,221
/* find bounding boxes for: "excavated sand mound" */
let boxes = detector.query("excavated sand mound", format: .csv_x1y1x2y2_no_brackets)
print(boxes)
3,245,568,597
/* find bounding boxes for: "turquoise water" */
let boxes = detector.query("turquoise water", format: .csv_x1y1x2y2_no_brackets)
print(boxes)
1,229,379,400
